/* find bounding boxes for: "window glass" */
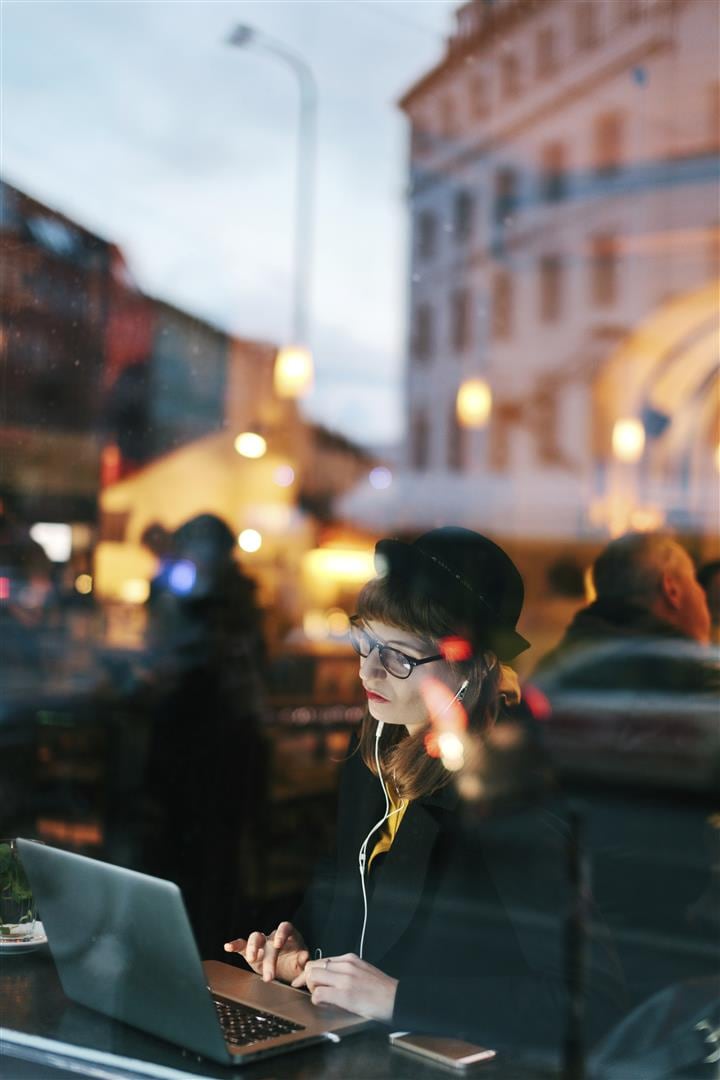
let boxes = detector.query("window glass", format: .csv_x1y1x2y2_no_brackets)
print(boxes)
2,2,719,1074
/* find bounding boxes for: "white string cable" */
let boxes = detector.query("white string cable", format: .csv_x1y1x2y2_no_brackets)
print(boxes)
357,721,406,959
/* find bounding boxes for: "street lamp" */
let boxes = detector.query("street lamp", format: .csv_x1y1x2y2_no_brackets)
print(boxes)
612,418,645,464
456,377,492,428
227,24,316,398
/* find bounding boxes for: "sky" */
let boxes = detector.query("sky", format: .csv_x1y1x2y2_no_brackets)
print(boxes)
2,0,456,447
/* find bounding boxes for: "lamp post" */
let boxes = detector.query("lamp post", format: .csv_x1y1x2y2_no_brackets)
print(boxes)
227,24,316,398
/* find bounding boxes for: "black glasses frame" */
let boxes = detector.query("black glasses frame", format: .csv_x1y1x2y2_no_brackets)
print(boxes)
349,617,444,680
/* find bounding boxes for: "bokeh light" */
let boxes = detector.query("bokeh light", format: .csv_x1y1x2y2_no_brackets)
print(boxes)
238,529,262,553
273,464,295,487
612,418,645,463
74,574,93,595
234,432,267,459
167,560,197,595
303,609,328,641
456,378,492,429
326,608,350,637
369,466,392,490
121,578,150,604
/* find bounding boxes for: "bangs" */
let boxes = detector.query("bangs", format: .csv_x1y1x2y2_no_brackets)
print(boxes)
355,575,459,645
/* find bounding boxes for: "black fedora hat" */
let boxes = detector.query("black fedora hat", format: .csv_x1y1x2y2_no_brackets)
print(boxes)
374,526,530,661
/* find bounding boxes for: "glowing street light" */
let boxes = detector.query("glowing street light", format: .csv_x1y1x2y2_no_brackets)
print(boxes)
456,378,492,429
234,431,267,459
612,418,645,463
228,25,316,399
238,529,263,553
274,344,313,398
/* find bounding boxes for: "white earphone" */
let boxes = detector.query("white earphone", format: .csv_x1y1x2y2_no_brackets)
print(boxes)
455,678,469,703
356,677,471,957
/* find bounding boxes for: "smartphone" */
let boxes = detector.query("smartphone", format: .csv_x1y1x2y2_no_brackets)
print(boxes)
389,1032,497,1071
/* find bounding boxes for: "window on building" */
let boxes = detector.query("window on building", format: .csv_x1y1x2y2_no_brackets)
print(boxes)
447,399,466,471
450,288,472,351
540,141,567,202
619,0,642,25
500,52,521,101
470,73,490,120
531,387,564,465
440,95,457,140
413,303,434,362
491,271,514,340
575,2,599,50
590,234,619,306
417,211,437,259
488,403,514,471
411,121,431,158
453,190,474,242
411,410,430,470
709,81,720,149
536,26,558,79
594,111,624,175
708,225,720,277
539,256,563,322
494,167,519,223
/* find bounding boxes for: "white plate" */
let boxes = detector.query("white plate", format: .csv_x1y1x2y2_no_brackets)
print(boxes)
0,921,47,954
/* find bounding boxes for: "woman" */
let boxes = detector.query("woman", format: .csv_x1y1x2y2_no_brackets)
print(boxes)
225,527,618,1049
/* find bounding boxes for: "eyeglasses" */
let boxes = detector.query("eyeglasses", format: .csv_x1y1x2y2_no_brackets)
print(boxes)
349,619,443,680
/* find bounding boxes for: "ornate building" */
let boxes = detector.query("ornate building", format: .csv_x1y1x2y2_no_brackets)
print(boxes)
342,0,719,543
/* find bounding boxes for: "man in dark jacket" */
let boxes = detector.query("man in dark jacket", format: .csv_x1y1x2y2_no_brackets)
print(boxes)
535,532,713,683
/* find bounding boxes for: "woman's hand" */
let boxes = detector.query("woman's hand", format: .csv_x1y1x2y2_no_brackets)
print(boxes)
224,921,309,985
294,953,398,1023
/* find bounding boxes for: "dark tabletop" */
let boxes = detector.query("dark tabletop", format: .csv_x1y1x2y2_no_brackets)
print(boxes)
0,947,556,1080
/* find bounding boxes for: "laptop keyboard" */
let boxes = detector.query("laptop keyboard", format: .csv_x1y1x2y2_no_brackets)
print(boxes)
212,995,306,1047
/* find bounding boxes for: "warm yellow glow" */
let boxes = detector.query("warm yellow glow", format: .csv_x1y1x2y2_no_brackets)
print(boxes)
326,608,351,636
234,432,267,459
238,529,262,553
121,578,150,604
629,506,665,532
438,731,465,772
303,609,328,641
715,445,720,472
612,418,645,463
74,574,93,595
456,378,492,429
274,344,314,398
303,548,375,584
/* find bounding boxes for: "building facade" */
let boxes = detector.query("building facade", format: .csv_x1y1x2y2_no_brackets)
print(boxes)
349,0,719,540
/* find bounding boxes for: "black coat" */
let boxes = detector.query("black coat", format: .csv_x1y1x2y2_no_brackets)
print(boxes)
293,737,623,1054
533,600,720,695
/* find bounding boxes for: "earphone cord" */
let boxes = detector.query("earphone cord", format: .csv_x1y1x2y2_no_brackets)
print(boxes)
357,721,406,960
356,679,468,959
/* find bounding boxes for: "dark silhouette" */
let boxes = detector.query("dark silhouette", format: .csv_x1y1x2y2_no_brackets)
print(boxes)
141,514,267,957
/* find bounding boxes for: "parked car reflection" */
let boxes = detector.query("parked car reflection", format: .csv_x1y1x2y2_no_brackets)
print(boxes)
529,639,720,792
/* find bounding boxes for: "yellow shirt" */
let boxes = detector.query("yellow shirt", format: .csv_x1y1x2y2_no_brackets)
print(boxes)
368,787,409,870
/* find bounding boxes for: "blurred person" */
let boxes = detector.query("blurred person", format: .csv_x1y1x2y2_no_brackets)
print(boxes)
531,532,719,1004
225,528,622,1051
697,560,720,645
534,532,713,680
141,513,267,957
0,536,57,833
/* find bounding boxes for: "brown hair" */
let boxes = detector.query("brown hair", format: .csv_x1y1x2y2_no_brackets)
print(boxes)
354,574,501,801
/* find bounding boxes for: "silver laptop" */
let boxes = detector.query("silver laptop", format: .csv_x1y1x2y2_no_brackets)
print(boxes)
17,839,370,1066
